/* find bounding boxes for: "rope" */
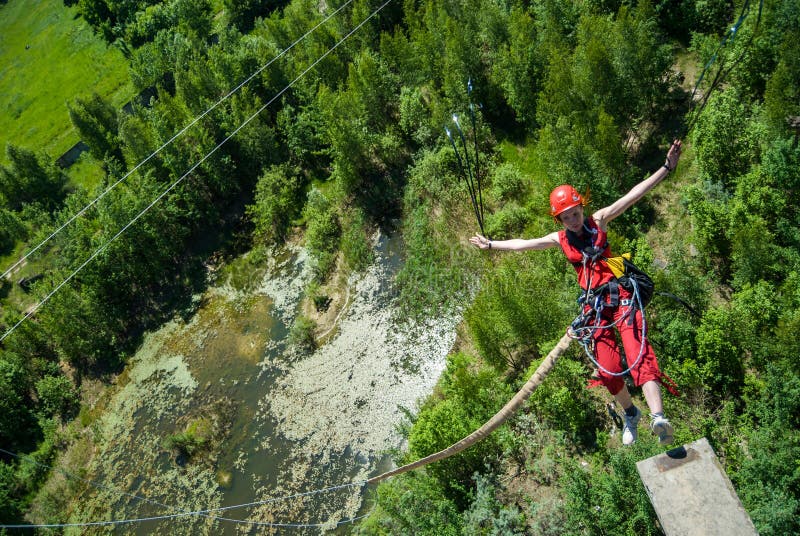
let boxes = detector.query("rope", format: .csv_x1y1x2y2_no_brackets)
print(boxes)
571,276,648,378
467,79,484,226
0,0,394,344
0,0,354,285
366,332,572,484
567,238,649,378
446,122,485,237
683,0,764,136
0,511,370,530
1,329,571,528
445,80,486,237
0,447,365,529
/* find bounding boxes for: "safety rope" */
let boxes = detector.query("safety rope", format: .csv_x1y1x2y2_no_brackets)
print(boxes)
569,275,648,378
0,0,394,344
1,332,573,529
0,511,370,530
367,332,572,484
0,446,367,529
683,0,764,136
0,0,355,284
566,226,649,379
445,80,486,237
468,80,484,226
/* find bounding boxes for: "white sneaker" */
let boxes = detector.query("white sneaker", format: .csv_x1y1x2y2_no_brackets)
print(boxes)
622,406,641,446
650,414,674,445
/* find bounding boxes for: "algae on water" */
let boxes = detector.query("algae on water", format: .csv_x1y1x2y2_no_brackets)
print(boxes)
57,236,459,534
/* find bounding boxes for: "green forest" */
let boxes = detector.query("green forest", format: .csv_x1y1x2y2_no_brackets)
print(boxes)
1,0,799,533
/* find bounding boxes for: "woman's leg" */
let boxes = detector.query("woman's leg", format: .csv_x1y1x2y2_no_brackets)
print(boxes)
592,322,626,396
616,306,662,413
617,306,673,443
614,382,634,410
642,380,663,415
593,322,642,444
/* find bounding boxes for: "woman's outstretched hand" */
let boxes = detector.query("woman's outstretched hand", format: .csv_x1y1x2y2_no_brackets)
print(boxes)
665,139,682,171
469,234,491,250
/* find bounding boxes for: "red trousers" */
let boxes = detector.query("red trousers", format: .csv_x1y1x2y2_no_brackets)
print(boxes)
590,287,662,395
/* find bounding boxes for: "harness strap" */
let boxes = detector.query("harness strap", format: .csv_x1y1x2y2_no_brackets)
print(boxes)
607,280,619,307
577,280,620,308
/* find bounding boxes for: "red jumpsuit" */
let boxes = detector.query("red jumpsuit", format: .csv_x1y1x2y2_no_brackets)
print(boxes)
558,218,662,395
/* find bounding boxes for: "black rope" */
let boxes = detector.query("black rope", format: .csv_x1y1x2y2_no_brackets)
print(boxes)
656,291,701,317
682,0,764,136
446,80,487,237
467,79,485,229
446,125,484,236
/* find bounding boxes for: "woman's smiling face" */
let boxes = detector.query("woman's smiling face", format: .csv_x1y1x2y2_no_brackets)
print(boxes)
558,204,584,233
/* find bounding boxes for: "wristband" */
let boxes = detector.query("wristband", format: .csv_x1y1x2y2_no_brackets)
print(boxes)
488,240,492,250
662,162,672,172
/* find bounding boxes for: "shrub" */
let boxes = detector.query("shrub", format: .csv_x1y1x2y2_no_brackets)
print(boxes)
0,209,25,254
691,90,759,189
398,86,436,147
490,163,527,201
288,315,317,354
694,305,745,397
15,418,61,492
462,473,526,535
466,253,572,375
0,352,37,452
164,431,206,460
35,375,80,421
407,353,513,504
305,281,331,313
395,149,476,317
483,202,531,239
0,462,21,524
527,356,596,442
733,360,800,536
247,164,305,243
303,189,341,280
357,472,462,535
340,206,374,272
561,446,662,536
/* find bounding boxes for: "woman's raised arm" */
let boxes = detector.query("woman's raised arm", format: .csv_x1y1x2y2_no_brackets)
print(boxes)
594,140,682,227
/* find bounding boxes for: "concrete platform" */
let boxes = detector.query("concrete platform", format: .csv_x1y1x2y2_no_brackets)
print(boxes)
636,437,757,536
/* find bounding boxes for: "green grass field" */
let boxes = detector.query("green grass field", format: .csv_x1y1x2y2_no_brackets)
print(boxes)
0,0,134,164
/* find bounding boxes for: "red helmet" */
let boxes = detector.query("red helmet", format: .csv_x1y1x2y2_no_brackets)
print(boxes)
549,185,584,217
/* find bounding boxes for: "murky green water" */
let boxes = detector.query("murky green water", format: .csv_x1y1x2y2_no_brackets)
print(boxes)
65,234,457,535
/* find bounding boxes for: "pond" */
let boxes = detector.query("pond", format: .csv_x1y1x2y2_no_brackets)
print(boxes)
66,232,460,535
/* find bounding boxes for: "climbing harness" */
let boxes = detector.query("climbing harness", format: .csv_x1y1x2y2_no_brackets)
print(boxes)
683,0,764,135
445,79,486,237
569,268,650,378
562,222,683,398
563,220,652,378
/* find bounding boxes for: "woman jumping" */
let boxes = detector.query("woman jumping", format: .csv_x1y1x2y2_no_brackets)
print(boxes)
470,140,683,445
